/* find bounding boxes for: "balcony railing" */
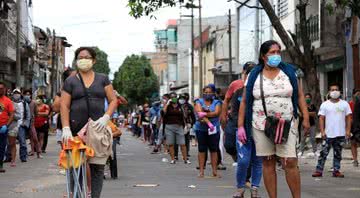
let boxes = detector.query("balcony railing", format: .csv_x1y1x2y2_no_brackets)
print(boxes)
0,20,16,62
295,15,320,44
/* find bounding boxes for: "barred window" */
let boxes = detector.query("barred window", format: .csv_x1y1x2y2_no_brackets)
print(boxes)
277,0,288,19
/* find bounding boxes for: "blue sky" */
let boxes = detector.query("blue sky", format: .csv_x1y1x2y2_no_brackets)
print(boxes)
33,0,236,78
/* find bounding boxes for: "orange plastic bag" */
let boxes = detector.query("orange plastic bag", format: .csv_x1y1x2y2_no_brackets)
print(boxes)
58,137,94,169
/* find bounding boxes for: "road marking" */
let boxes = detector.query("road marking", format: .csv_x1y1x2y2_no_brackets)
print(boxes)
133,184,160,187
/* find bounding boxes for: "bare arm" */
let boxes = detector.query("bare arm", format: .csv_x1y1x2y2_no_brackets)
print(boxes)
104,84,118,117
238,90,247,128
52,95,61,113
60,91,72,128
298,86,309,122
206,104,222,118
346,114,352,137
220,97,230,127
319,115,325,138
7,112,14,126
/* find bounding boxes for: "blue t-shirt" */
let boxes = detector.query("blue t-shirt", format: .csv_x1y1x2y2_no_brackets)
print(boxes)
194,98,222,131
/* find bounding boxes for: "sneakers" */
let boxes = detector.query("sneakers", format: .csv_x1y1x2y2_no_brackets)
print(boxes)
297,151,303,157
170,160,176,164
184,160,191,164
312,171,323,177
353,160,359,167
251,187,261,198
10,162,16,167
332,171,344,178
232,188,245,198
217,164,227,170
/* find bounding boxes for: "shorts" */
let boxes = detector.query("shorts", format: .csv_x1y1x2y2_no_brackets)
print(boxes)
224,118,237,156
56,129,62,143
196,127,220,153
252,122,298,158
8,126,19,137
165,124,185,145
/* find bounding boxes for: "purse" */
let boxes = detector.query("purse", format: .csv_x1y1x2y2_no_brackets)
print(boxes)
260,72,292,144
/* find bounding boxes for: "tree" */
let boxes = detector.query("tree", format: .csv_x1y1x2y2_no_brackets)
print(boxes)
93,47,111,75
113,54,159,106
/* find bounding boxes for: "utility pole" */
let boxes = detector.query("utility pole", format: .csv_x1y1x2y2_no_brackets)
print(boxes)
15,0,21,88
190,6,195,100
198,0,203,94
254,0,260,59
228,9,232,84
51,29,56,97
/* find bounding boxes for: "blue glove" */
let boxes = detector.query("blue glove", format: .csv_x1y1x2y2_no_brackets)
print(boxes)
0,125,8,134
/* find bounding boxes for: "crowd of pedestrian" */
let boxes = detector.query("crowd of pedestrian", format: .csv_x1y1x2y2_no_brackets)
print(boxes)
125,40,359,198
1,41,359,198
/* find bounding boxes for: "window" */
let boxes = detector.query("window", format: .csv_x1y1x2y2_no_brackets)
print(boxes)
277,0,288,19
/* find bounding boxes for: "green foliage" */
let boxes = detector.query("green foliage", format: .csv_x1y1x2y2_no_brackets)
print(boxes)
113,55,159,105
127,0,187,18
326,0,360,17
93,47,111,75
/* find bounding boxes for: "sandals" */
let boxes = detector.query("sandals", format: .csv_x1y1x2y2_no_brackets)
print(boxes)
232,189,245,198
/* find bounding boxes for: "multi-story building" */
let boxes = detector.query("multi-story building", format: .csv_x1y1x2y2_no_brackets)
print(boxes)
236,0,348,100
0,0,36,89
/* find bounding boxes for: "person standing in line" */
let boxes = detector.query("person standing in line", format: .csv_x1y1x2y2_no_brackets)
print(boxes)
349,89,360,167
34,95,50,152
312,83,352,178
23,90,42,158
194,86,222,178
150,100,161,154
0,82,14,173
61,47,117,198
140,103,151,144
238,40,310,198
41,95,51,153
179,93,195,158
298,93,318,157
163,92,190,164
7,89,30,166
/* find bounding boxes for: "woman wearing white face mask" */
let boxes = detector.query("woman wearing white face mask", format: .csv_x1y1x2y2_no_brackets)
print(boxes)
60,47,117,198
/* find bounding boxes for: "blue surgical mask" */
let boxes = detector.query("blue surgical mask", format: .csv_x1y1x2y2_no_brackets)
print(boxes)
267,55,281,67
203,94,214,101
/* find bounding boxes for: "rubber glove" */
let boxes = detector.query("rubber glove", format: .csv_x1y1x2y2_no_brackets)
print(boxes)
237,126,247,144
94,114,110,130
0,125,8,134
62,126,73,143
197,112,207,119
207,122,215,131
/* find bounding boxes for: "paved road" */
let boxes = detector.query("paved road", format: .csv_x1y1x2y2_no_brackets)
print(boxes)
0,130,359,198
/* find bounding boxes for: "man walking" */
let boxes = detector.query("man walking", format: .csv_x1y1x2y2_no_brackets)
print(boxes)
0,82,14,173
312,83,352,178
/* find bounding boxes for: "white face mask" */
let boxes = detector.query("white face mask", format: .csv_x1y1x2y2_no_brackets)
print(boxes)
77,59,93,72
179,99,185,105
330,91,341,99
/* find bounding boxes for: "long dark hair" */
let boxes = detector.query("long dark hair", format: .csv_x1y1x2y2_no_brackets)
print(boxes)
258,40,281,66
62,68,74,82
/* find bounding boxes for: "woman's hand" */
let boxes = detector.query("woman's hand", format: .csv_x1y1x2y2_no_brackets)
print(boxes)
237,126,247,144
197,112,207,119
302,119,310,135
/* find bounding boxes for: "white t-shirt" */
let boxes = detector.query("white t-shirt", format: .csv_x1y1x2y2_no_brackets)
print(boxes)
245,70,294,130
318,100,352,138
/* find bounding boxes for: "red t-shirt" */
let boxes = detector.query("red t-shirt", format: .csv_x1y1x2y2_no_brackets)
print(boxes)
0,96,14,126
34,104,49,128
225,80,244,99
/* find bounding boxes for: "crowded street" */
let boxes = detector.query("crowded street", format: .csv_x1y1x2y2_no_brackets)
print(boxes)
1,0,360,198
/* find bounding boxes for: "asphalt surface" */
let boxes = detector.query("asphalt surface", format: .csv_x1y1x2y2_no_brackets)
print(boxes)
0,130,359,198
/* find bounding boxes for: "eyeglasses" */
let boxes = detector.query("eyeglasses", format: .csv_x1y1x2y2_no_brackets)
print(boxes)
77,57,93,60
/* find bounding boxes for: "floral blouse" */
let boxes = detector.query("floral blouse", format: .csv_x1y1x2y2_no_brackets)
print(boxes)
246,70,294,130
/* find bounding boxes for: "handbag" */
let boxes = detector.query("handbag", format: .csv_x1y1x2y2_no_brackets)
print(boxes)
260,72,292,144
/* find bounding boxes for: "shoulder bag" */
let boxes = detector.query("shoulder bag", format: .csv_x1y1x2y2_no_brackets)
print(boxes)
260,72,292,144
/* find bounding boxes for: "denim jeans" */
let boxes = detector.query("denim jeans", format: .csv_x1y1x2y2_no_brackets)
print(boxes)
0,132,7,162
236,138,262,188
18,126,28,161
316,136,345,172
